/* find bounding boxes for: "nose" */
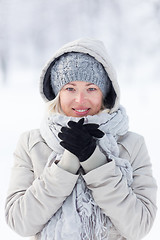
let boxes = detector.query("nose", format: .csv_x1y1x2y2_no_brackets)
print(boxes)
75,91,87,104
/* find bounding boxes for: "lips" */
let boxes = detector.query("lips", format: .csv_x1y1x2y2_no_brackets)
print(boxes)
75,109,88,112
72,108,90,115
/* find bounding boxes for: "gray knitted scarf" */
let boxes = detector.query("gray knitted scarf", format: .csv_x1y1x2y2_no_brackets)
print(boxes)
39,106,133,240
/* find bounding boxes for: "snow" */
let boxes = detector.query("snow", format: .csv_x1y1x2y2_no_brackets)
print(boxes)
0,0,160,239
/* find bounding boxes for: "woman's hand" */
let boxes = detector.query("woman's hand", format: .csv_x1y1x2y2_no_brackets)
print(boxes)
58,118,104,162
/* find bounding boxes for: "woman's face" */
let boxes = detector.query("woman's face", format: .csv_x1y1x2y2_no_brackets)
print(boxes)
59,81,103,117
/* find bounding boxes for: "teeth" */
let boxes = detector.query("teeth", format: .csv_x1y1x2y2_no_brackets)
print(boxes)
75,109,88,112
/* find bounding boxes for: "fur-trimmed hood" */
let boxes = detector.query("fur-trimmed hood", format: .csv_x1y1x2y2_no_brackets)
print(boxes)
39,38,120,113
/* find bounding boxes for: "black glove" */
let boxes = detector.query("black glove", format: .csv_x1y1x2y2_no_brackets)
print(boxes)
58,118,104,162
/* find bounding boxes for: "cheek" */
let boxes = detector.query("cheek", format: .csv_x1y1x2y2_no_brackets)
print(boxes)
94,95,103,107
60,92,72,112
60,97,66,107
60,97,67,109
90,95,103,114
96,101,103,111
59,92,65,109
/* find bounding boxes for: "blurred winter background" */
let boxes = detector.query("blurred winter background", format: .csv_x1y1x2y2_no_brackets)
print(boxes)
0,0,160,239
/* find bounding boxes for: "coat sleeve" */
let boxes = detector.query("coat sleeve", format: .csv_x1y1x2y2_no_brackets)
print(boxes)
5,131,79,237
83,134,157,240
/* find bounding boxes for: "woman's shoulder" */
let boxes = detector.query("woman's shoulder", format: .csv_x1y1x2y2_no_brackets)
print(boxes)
118,131,144,142
18,129,46,151
118,131,145,157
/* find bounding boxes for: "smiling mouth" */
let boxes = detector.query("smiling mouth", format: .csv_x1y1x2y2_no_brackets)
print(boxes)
74,109,89,112
72,108,90,114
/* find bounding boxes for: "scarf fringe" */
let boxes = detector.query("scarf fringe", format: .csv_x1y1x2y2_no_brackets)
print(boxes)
76,176,112,240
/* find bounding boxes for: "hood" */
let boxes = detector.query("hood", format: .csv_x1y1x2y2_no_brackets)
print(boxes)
39,38,120,113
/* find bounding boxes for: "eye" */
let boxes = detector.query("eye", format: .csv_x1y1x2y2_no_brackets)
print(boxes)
88,87,97,91
66,87,75,92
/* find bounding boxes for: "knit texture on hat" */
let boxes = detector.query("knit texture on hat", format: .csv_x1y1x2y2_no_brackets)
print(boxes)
50,52,110,96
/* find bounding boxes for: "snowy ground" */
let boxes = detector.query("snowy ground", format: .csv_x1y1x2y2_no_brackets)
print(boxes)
0,76,159,239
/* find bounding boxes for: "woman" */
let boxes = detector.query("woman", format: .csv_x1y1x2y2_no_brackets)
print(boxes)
5,38,157,240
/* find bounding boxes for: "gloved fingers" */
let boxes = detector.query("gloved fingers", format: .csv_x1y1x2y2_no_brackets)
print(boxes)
69,120,98,130
67,119,103,137
60,141,71,152
58,132,79,144
83,124,104,138
58,129,73,140
68,118,84,129
58,132,64,140
83,123,99,130
58,131,74,141
60,127,81,137
88,128,104,138
79,141,97,162
60,141,80,153
64,121,104,139
60,126,88,139
60,127,69,133
77,118,84,125
60,121,104,143
61,126,72,133
59,130,90,147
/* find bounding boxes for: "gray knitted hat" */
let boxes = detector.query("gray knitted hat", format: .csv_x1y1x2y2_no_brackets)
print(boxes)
50,52,111,96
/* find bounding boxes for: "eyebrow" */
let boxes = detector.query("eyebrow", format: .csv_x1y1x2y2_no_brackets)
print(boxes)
66,83,96,86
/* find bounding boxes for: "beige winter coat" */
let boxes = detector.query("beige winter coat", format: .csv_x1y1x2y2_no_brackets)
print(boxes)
5,38,157,239
5,129,157,240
